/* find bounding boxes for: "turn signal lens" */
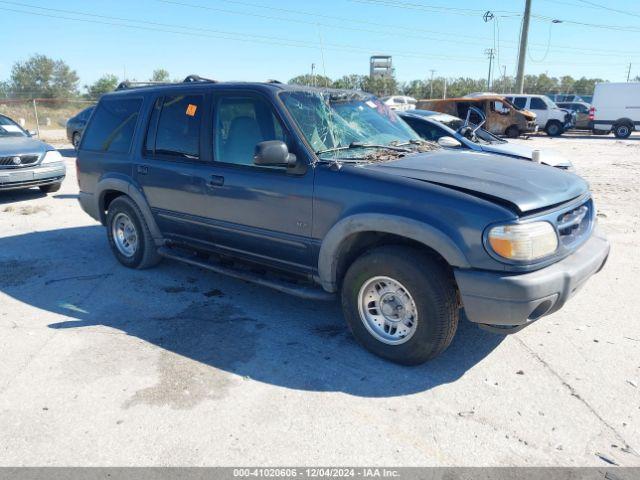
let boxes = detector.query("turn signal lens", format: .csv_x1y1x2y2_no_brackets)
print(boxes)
488,222,558,261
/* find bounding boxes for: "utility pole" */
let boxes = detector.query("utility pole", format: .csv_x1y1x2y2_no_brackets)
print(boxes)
311,63,316,86
429,69,436,98
485,49,496,91
443,77,447,99
515,0,532,93
627,63,632,82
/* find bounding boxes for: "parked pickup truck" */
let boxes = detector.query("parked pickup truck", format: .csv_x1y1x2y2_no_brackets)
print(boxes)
77,77,610,365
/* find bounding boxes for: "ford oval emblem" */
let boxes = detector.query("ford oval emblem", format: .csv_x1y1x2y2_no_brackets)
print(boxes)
11,156,21,165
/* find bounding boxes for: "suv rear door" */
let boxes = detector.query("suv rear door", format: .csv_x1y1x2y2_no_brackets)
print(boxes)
134,91,215,241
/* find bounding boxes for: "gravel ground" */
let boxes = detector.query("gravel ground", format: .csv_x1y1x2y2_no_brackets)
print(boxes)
0,134,638,467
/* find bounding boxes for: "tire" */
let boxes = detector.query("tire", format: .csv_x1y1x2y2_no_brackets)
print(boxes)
106,196,161,269
545,121,563,137
39,182,61,194
505,126,520,139
72,132,81,149
613,123,632,139
341,246,459,365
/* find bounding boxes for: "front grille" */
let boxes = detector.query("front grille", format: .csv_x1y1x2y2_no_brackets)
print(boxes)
0,154,40,169
556,200,592,248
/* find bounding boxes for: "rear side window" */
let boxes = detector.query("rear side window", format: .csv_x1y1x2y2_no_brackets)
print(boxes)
146,94,203,159
82,97,141,153
403,117,445,142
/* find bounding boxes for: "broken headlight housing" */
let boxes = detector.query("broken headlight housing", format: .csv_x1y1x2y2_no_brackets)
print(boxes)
487,221,558,262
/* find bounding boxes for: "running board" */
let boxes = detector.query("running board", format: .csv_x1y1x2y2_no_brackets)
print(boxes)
157,246,335,301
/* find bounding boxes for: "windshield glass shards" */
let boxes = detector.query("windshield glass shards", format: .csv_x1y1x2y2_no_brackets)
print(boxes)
279,89,435,162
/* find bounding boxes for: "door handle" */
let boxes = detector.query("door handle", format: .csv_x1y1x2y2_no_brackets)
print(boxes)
136,165,149,175
209,175,224,187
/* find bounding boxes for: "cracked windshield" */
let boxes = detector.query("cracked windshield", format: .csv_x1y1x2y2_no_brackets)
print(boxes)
279,90,435,161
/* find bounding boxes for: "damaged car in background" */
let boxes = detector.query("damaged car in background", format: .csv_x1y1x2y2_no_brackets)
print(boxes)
77,80,609,365
399,108,574,170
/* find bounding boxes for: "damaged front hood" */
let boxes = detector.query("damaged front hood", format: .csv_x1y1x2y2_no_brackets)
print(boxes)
362,150,587,213
521,109,536,120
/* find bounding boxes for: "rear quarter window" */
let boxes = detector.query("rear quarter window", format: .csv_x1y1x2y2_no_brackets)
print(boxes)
81,97,142,153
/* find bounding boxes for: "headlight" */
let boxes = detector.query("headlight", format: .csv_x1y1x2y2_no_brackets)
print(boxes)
41,150,63,164
487,221,558,261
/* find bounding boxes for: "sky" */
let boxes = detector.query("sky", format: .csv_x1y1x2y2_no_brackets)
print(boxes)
1,0,639,90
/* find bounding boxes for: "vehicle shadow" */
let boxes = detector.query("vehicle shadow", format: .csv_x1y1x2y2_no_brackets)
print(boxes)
58,148,76,158
1,226,506,398
0,188,47,205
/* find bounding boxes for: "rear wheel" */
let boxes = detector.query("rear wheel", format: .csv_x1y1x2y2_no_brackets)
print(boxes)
545,120,563,137
341,246,459,365
505,126,520,139
106,196,161,269
613,123,632,139
39,182,61,194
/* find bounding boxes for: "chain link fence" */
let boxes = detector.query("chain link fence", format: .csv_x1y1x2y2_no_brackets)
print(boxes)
0,98,96,143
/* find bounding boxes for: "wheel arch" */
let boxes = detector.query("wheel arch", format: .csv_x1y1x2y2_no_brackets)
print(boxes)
95,177,163,244
317,214,470,293
614,117,635,128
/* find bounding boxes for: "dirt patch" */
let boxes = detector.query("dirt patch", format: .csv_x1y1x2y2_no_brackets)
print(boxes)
3,205,50,215
0,259,47,287
123,301,258,410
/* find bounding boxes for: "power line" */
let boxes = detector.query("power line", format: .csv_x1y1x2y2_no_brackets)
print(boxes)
575,0,640,18
158,0,640,58
0,4,491,63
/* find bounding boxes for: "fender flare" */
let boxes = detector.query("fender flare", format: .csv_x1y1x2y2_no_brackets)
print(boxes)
95,177,163,243
317,213,470,292
614,117,635,128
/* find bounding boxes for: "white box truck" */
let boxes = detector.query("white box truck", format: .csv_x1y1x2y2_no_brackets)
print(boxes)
590,82,640,138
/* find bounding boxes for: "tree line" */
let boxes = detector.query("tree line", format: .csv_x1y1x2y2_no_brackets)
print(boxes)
289,73,611,99
0,53,633,101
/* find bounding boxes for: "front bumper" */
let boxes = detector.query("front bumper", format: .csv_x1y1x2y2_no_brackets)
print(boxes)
0,162,66,190
523,121,538,134
454,229,610,331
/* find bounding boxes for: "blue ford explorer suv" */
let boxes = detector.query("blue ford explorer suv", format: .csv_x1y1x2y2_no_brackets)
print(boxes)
76,77,610,365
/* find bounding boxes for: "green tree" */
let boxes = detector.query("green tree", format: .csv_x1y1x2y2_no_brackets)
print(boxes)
332,74,367,90
151,68,170,82
362,76,398,97
9,54,79,99
573,76,603,95
85,74,119,98
288,74,333,87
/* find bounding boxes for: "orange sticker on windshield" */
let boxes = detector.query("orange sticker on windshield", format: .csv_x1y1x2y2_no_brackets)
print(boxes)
186,104,197,116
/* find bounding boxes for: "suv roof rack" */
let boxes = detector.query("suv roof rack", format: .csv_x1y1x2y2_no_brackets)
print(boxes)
183,74,217,83
115,75,217,91
115,80,171,91
266,79,283,84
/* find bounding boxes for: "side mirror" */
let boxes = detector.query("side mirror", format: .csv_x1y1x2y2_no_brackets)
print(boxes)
437,136,462,148
254,140,297,168
28,130,38,137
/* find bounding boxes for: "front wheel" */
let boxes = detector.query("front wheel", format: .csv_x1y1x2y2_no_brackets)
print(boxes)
106,196,161,269
545,121,563,137
341,246,459,365
505,126,520,139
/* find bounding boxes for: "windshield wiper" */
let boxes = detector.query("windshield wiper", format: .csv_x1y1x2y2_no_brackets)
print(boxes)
316,141,411,156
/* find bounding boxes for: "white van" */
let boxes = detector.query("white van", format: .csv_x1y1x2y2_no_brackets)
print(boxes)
591,82,640,139
504,94,574,136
